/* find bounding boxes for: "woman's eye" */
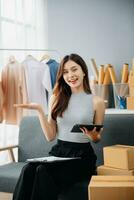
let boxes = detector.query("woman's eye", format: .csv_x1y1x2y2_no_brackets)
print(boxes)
63,71,68,74
72,68,77,72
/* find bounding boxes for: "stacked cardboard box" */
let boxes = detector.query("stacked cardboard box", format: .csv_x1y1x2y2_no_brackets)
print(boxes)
89,145,134,200
97,165,134,175
89,176,134,200
97,144,134,175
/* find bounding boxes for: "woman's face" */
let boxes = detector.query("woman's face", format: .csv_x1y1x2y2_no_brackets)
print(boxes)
63,60,85,93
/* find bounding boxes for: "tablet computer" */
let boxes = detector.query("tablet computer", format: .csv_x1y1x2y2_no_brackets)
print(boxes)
71,124,103,132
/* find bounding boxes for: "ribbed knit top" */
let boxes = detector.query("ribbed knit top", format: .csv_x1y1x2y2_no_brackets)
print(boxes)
57,92,94,143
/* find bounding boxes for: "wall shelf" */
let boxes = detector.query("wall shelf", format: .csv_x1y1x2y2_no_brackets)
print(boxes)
106,108,134,114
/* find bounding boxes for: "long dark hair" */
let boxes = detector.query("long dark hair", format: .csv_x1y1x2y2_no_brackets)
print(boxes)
51,53,91,120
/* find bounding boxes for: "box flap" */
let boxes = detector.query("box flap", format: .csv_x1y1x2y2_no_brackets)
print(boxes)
104,145,134,151
89,176,134,187
91,176,134,181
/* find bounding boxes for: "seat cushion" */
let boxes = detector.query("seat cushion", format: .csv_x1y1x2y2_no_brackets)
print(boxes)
0,162,26,193
18,116,56,162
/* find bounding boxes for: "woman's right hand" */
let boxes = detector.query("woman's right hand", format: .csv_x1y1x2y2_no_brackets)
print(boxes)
14,103,43,111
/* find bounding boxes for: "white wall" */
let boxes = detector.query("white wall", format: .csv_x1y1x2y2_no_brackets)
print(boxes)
47,0,134,76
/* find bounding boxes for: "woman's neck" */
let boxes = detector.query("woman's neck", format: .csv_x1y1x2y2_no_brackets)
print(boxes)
71,88,84,94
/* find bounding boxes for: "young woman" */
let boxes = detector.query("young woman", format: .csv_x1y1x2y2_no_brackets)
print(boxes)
13,53,105,200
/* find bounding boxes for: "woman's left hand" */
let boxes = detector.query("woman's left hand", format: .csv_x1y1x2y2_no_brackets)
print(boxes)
80,127,103,143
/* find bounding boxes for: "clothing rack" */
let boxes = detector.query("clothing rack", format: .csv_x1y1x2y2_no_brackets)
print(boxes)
0,48,61,57
0,48,60,53
0,48,62,64
0,48,61,117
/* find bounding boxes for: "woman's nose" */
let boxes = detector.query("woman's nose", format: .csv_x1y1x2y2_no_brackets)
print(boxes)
68,71,73,77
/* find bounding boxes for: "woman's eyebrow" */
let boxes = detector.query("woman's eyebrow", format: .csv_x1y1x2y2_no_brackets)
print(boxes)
63,65,77,71
72,65,77,68
71,66,77,69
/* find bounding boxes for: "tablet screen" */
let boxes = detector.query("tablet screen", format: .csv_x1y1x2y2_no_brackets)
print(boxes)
71,124,103,132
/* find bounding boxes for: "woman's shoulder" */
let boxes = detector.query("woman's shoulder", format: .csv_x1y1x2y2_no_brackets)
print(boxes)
92,95,105,107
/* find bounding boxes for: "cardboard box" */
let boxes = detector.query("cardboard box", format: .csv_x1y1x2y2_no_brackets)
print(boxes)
103,145,134,170
97,165,134,175
127,97,134,109
89,176,134,200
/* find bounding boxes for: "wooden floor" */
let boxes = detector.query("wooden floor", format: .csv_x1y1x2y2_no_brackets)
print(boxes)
0,192,13,200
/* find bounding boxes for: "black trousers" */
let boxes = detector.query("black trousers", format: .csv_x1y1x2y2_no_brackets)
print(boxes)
13,140,97,200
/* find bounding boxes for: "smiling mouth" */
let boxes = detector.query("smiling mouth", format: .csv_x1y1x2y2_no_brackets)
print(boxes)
69,78,78,82
69,79,78,84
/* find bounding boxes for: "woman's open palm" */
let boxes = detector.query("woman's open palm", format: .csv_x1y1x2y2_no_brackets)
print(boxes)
14,103,42,110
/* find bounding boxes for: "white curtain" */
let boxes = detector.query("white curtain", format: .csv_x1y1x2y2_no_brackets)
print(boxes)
0,0,47,165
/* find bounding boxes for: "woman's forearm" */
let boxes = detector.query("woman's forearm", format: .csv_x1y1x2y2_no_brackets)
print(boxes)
38,106,56,141
14,103,56,141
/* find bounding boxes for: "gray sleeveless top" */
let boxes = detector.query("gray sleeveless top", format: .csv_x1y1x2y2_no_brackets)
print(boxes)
57,92,94,143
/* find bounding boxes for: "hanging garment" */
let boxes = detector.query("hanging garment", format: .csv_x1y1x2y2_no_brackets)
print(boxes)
46,59,59,88
1,56,28,124
22,55,52,115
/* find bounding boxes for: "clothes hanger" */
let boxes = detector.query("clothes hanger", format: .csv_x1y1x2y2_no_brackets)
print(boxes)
26,54,36,59
40,54,51,62
8,55,16,63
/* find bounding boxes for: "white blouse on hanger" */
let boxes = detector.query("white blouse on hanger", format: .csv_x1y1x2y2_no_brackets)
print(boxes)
22,55,52,115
